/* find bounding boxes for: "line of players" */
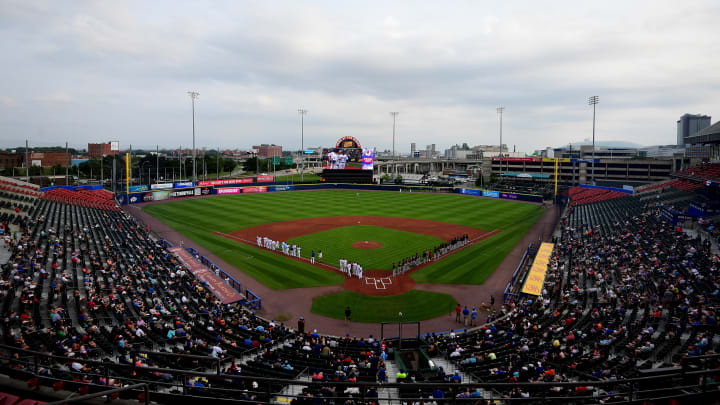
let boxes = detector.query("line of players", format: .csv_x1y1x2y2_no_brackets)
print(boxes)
257,235,364,278
327,149,350,170
256,236,302,258
338,258,363,279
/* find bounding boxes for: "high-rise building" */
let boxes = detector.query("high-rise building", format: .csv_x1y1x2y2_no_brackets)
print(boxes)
677,114,711,146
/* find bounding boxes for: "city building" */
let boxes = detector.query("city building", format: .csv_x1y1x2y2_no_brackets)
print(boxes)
252,144,283,159
87,142,120,158
685,120,720,160
0,151,24,167
29,152,69,167
490,156,678,187
677,113,711,146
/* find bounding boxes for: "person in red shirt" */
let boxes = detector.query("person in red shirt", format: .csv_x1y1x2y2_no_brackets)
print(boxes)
455,304,462,323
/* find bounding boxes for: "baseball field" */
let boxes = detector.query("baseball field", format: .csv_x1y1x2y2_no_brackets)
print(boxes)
142,189,545,322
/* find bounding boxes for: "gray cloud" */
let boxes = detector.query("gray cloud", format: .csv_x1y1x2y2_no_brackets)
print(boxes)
1,0,719,153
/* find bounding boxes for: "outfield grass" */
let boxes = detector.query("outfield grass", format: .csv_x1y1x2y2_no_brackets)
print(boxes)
288,225,444,270
273,172,322,183
142,190,544,289
310,290,456,323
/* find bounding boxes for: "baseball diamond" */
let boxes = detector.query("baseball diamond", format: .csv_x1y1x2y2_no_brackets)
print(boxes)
140,189,547,326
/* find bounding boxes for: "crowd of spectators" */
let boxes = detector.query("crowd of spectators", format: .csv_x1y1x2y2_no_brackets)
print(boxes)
1,179,719,403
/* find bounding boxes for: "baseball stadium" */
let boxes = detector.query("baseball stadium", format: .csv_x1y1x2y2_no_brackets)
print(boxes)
1,135,720,404
2,1,720,403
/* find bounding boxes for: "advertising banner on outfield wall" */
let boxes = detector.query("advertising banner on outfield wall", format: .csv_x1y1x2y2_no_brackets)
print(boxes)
243,186,267,193
500,192,518,200
128,185,149,192
482,190,500,198
198,178,253,187
151,183,173,190
127,192,145,204
170,189,195,197
269,185,294,192
217,187,242,195
256,175,274,183
152,190,170,201
200,187,212,195
173,181,195,189
458,188,481,196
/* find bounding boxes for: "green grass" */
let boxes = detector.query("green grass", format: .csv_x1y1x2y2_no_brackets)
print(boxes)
311,290,457,323
288,225,444,270
272,172,321,183
142,190,544,289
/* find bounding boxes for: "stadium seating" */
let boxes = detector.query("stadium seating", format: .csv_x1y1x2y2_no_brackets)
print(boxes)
567,186,629,207
0,182,718,404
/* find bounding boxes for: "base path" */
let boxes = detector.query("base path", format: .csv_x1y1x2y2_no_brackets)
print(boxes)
343,271,415,296
127,202,559,337
223,216,487,242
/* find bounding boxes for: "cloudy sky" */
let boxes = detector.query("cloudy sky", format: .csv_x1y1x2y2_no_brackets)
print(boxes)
1,0,719,153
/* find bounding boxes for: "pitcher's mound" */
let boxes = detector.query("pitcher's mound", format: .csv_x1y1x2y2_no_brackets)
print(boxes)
352,240,382,249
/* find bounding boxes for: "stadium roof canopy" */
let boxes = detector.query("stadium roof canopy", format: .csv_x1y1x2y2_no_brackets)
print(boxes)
686,121,720,145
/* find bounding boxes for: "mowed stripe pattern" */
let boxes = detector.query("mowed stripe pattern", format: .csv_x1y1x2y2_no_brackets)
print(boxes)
142,190,545,288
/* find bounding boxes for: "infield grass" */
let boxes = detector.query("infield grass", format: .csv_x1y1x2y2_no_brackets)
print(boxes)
311,290,456,323
142,190,544,289
288,225,444,270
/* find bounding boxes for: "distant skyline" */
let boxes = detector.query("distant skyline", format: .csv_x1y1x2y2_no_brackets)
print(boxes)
1,0,719,153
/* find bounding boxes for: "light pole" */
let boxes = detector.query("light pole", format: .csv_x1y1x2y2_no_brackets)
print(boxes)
298,109,307,182
588,96,599,185
187,91,199,184
496,106,505,155
141,162,150,185
497,107,505,173
390,112,399,176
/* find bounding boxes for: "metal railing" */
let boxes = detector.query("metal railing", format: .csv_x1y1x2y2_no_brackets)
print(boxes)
2,344,719,404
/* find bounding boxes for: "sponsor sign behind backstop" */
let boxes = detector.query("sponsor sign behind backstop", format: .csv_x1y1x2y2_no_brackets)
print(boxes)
169,247,242,304
198,178,253,187
521,242,554,296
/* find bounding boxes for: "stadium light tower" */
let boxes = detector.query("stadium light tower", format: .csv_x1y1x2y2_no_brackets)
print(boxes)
298,109,307,182
187,91,199,184
588,96,599,185
390,112,399,175
496,107,505,164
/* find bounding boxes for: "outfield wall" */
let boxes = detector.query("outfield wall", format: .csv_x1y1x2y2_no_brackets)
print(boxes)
120,182,543,204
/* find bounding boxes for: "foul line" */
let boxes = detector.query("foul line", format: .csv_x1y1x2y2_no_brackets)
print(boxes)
213,228,502,278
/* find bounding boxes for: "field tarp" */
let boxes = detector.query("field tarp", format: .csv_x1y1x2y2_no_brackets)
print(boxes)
169,247,243,304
